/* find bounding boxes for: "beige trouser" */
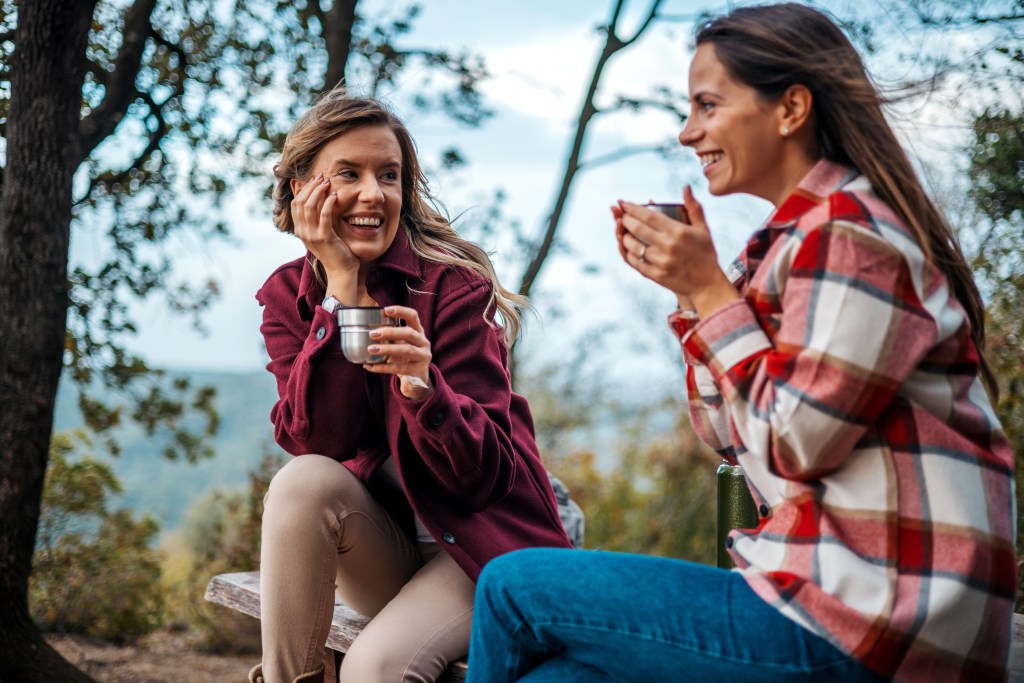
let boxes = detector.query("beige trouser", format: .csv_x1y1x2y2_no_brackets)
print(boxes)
259,455,475,683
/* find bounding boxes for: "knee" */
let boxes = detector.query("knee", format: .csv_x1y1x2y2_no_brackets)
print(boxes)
477,548,555,609
340,637,418,683
264,454,358,516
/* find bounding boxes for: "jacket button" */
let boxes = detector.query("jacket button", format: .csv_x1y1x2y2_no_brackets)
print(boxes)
442,532,456,544
759,504,770,518
315,327,326,340
429,412,445,426
725,537,734,549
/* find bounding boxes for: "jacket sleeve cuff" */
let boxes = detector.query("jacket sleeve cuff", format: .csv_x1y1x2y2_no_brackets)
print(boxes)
682,299,771,383
394,364,458,441
667,307,701,340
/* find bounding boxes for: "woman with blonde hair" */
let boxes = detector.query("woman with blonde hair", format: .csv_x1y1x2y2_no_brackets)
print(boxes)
251,91,572,683
467,4,1014,682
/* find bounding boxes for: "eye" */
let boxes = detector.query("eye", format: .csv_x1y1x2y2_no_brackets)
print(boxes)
381,170,399,181
699,99,715,112
334,169,357,179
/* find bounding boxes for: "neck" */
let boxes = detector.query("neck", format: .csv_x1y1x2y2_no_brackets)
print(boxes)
765,147,822,207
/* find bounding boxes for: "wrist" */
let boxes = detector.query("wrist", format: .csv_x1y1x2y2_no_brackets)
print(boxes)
689,280,740,321
323,272,359,307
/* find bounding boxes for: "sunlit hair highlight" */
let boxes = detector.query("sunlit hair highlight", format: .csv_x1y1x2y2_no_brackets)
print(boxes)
695,2,996,397
272,88,528,344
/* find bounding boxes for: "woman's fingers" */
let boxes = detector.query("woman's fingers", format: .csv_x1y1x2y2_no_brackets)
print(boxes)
682,185,707,230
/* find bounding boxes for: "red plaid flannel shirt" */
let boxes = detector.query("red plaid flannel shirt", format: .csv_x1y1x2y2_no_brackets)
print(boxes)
671,160,1016,683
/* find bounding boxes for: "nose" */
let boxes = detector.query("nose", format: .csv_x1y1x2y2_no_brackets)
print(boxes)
678,117,700,148
357,176,385,204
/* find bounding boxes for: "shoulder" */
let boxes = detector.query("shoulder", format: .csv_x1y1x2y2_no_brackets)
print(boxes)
255,256,305,308
419,258,492,305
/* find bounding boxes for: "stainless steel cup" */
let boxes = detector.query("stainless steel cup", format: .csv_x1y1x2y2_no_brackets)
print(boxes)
645,202,687,221
337,307,396,364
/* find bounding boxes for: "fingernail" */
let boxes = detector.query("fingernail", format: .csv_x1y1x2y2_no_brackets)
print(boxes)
369,329,382,338
384,306,395,314
368,345,380,353
315,173,323,180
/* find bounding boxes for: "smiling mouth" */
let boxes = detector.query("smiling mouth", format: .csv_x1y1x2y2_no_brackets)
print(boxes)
346,217,382,228
699,152,724,168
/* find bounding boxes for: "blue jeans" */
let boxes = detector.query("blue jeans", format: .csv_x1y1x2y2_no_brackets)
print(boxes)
467,548,888,683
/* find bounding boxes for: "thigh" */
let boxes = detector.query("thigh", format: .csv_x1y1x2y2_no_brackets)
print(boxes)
340,544,475,683
263,454,422,618
475,548,885,683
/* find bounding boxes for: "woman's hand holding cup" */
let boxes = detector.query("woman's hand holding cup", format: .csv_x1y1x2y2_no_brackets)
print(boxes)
362,305,434,401
613,185,738,318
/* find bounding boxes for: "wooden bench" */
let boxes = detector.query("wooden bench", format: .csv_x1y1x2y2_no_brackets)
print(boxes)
205,571,468,682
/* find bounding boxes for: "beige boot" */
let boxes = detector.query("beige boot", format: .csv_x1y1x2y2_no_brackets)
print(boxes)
247,663,327,683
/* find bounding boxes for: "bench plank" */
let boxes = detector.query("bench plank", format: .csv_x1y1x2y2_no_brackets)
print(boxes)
205,571,467,682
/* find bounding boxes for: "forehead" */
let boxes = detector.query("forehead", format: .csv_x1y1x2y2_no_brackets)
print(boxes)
689,43,737,93
314,125,402,166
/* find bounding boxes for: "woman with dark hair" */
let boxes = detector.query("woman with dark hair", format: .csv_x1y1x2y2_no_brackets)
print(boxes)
250,90,573,683
466,4,1014,682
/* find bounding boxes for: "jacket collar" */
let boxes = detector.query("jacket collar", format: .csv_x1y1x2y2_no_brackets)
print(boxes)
725,159,860,290
296,227,425,318
766,158,861,228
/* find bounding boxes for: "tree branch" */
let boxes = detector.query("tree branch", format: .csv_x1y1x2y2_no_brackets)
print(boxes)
622,0,666,48
578,142,676,172
75,91,168,206
77,0,157,162
518,0,664,300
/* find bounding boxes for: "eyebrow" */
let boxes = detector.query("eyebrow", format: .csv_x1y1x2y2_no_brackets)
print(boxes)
690,91,721,101
329,158,401,168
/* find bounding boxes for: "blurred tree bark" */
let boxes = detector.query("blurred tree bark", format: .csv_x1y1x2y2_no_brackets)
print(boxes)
0,2,102,679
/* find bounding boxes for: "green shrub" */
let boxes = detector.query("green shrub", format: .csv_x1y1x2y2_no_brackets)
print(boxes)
30,433,163,642
163,452,282,654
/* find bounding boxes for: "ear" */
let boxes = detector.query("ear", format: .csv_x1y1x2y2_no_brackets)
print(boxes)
290,178,305,197
777,84,813,138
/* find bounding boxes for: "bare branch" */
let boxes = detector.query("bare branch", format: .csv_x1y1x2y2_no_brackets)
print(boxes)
579,142,676,172
622,0,666,48
77,0,157,162
518,0,666,300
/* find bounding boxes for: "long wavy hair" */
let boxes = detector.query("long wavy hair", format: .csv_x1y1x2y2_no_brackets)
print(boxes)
272,89,528,344
696,3,996,397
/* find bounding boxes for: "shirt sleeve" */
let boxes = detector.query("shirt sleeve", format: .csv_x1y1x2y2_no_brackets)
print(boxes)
669,309,737,462
682,215,938,480
259,294,376,459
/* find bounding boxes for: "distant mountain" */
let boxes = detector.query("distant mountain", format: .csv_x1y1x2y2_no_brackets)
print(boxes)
54,370,281,536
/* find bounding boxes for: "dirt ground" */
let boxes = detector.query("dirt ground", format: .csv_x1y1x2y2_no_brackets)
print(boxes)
46,629,255,683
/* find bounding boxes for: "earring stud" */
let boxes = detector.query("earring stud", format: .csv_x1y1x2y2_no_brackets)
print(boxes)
782,126,790,135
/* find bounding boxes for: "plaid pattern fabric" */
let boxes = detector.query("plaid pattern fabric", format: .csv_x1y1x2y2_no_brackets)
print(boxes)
669,160,1016,683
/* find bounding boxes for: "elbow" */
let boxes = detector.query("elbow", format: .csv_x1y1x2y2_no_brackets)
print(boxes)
458,457,516,512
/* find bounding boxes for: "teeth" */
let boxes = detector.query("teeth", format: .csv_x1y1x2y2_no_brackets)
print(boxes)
348,217,382,227
700,152,724,168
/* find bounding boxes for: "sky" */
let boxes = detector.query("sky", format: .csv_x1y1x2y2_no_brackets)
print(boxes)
93,0,986,399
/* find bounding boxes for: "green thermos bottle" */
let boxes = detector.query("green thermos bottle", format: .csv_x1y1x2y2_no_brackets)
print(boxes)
716,461,759,569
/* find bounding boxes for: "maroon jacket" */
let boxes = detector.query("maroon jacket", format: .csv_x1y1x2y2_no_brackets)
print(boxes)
255,230,572,581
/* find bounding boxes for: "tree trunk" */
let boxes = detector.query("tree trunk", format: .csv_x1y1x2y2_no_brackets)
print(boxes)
0,0,100,680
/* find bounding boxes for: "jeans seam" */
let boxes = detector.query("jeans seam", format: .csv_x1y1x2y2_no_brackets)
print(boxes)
526,618,852,673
